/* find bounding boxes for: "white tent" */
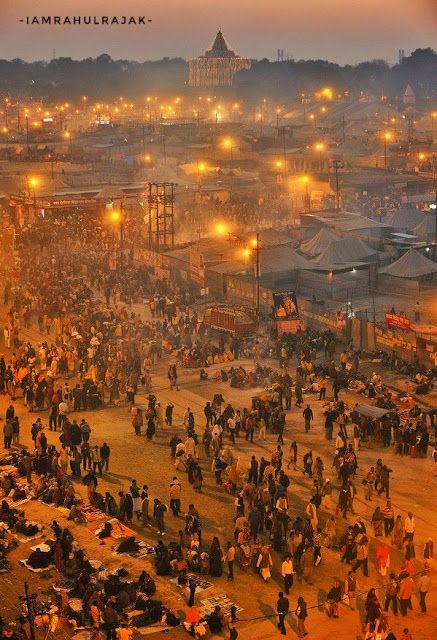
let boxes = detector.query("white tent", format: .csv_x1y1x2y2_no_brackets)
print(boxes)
311,237,377,267
300,228,340,257
379,248,437,278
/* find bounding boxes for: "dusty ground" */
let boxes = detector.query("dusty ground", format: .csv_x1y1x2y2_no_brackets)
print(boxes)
1,313,436,640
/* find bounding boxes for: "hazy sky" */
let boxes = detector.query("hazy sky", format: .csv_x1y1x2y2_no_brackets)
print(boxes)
0,0,436,63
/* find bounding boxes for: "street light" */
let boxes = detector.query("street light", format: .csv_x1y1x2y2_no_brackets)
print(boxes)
64,130,72,152
222,137,235,161
242,233,261,315
314,142,325,170
383,132,392,169
301,175,311,211
215,222,228,236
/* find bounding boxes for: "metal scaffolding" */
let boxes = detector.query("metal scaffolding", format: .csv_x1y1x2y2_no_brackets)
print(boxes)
147,182,175,251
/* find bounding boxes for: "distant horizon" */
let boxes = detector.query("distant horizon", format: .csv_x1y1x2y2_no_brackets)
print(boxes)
0,0,436,65
1,46,435,67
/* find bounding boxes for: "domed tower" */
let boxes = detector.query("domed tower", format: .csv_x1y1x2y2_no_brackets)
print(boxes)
189,30,251,87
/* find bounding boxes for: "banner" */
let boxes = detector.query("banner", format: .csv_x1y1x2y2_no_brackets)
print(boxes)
385,313,411,331
272,291,299,320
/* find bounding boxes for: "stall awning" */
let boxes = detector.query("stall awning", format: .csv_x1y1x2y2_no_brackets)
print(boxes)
353,404,391,419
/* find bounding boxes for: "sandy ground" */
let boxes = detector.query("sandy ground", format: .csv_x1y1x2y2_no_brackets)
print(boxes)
1,316,436,640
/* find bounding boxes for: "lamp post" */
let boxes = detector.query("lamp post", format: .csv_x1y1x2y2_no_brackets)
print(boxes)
302,175,310,212
64,130,72,153
109,202,125,264
27,176,39,217
247,234,261,316
432,112,437,143
383,132,392,169
330,159,343,210
197,162,206,236
222,137,235,162
25,116,29,152
314,142,325,171
255,232,260,316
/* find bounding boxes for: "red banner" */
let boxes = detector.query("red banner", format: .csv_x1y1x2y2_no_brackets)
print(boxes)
385,313,411,330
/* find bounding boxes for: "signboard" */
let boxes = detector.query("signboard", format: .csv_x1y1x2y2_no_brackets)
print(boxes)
272,291,299,320
273,291,301,337
336,311,347,328
385,313,411,331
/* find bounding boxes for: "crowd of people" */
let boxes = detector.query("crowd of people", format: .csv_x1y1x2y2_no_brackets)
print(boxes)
0,206,435,640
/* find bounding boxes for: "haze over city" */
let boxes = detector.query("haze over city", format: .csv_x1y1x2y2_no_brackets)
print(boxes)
0,0,436,62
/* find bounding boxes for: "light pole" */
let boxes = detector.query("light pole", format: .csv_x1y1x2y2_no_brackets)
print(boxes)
197,162,206,236
25,116,29,152
383,132,392,169
432,112,437,143
222,137,235,162
255,232,260,316
110,202,124,264
27,176,39,217
330,159,343,210
302,175,310,212
314,142,325,171
64,130,72,153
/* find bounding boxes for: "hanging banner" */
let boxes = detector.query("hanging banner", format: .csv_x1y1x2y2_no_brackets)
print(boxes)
273,291,301,336
385,313,411,331
272,291,299,320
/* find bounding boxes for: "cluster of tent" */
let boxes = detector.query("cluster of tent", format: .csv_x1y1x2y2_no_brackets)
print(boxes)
295,227,437,279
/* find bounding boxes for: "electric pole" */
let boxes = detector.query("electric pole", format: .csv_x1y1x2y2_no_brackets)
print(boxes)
330,159,343,210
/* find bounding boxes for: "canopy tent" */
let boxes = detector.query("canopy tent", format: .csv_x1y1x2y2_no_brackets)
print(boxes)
379,248,437,279
300,228,340,257
311,237,377,268
258,246,311,274
353,404,392,419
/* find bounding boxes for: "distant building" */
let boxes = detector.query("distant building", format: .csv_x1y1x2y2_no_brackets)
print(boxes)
402,84,416,106
189,31,251,87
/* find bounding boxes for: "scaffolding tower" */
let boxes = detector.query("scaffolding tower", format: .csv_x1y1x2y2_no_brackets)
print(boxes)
147,182,175,251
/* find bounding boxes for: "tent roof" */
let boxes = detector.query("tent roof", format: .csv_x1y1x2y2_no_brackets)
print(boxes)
259,246,311,273
353,404,392,419
379,248,437,278
300,228,340,257
385,206,427,232
311,237,377,267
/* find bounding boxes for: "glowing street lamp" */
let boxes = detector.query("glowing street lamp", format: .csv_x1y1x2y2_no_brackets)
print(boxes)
320,87,333,100
383,132,392,169
64,130,72,152
314,142,325,169
215,222,228,236
222,137,236,161
301,175,311,211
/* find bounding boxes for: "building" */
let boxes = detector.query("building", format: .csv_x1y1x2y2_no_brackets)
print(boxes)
189,30,251,87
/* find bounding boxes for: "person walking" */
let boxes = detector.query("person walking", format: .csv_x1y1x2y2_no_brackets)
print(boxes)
295,596,308,638
100,442,110,471
3,420,13,449
352,535,369,577
169,477,181,516
417,567,431,613
382,500,395,536
281,554,294,595
224,541,236,581
404,512,415,543
302,405,313,433
399,573,414,616
384,573,399,616
277,591,289,635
